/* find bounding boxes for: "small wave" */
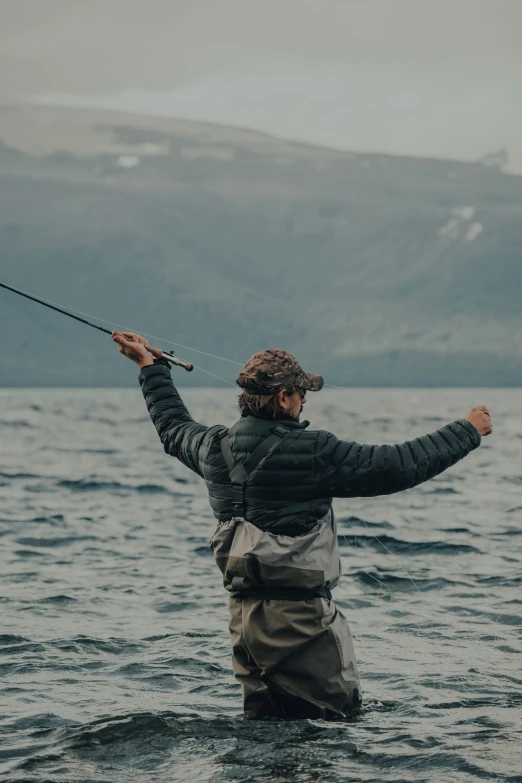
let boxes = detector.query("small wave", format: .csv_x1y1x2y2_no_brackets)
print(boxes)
0,639,46,656
0,471,39,479
57,478,174,494
352,571,456,592
39,595,78,604
0,635,146,659
478,574,522,587
446,606,522,626
15,536,98,548
0,419,34,428
30,514,65,524
426,692,522,710
59,711,263,751
154,601,199,614
423,486,460,495
143,633,177,642
136,483,172,494
410,416,446,423
338,534,478,555
64,711,201,750
58,479,128,492
44,446,120,454
194,545,213,556
83,416,116,427
496,644,521,654
0,634,29,646
360,698,398,714
47,635,146,655
9,751,64,773
340,516,393,529
4,712,76,734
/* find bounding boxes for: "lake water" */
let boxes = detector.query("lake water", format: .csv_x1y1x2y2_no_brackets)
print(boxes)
1,387,521,783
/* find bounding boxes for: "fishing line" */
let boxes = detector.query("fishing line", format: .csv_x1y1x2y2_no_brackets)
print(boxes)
342,524,455,696
343,522,428,624
38,295,345,380
1,282,361,389
0,282,194,371
0,282,243,369
347,513,517,696
344,555,468,706
360,519,421,594
190,363,238,387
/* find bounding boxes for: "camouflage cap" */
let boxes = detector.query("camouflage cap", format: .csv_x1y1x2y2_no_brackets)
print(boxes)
236,348,324,394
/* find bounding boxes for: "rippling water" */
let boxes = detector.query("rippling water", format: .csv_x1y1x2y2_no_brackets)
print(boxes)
1,387,521,783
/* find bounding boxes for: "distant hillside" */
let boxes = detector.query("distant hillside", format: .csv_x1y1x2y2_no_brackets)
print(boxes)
1,104,521,387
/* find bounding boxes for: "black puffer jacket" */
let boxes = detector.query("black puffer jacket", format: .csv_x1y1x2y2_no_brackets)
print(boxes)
139,364,481,534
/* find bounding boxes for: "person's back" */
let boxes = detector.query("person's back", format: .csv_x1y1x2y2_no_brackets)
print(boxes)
113,332,492,719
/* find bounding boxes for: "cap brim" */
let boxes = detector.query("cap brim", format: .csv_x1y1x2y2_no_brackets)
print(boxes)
297,372,324,392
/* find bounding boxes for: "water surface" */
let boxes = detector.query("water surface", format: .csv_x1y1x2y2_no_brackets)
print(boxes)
1,388,521,782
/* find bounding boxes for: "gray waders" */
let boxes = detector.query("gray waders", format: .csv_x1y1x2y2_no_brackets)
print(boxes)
211,428,362,720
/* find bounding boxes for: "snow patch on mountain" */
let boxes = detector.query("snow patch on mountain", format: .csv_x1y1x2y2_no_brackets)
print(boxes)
466,222,483,241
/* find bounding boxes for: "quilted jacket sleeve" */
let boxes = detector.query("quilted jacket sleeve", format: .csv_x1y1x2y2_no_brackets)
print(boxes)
316,419,481,498
139,364,209,477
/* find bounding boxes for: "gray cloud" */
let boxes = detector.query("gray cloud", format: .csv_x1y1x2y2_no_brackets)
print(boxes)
1,0,521,167
2,0,522,99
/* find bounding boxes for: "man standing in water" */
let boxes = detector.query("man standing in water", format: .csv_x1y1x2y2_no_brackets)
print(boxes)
113,331,492,720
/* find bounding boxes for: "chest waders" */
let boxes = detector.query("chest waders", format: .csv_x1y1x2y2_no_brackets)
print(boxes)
214,428,362,720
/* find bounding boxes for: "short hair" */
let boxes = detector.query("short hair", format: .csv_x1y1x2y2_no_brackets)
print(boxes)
237,387,299,419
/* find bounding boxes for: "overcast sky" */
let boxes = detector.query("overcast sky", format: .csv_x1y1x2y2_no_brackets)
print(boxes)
2,0,522,169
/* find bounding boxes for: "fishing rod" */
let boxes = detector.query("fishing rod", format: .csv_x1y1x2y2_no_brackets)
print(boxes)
0,282,194,372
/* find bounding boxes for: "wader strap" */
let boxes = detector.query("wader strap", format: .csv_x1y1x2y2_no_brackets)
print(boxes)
219,435,236,473
229,578,333,602
220,427,286,516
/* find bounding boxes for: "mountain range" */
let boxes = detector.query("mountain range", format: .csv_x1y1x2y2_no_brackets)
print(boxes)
1,104,521,387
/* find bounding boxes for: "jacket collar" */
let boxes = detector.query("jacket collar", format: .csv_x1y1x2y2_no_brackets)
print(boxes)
279,418,310,430
240,410,310,430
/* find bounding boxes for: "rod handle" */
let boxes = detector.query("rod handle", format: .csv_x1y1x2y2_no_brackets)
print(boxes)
148,345,194,372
